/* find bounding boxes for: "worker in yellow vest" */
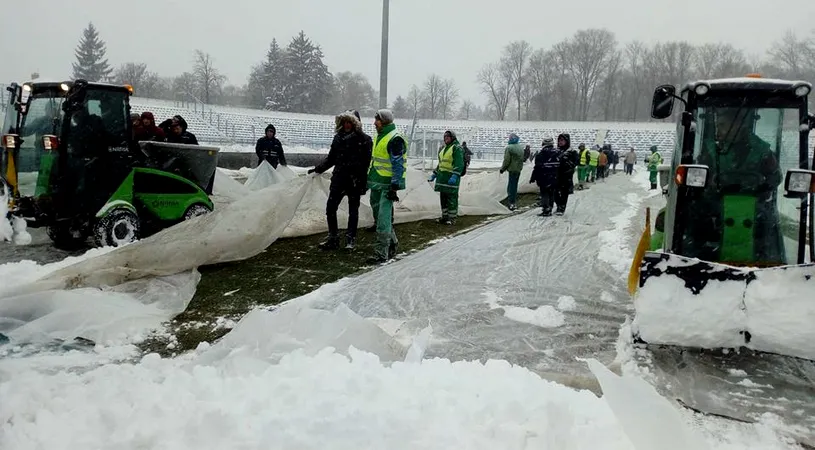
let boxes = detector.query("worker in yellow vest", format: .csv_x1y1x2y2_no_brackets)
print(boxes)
588,145,601,182
429,130,465,225
577,143,591,189
366,109,407,264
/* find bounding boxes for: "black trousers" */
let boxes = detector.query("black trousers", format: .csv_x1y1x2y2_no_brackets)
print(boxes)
539,186,555,212
326,187,361,238
555,184,571,212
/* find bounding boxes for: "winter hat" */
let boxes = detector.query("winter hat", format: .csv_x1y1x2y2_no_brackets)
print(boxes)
592,144,601,151
352,110,361,121
265,124,276,134
650,145,658,152
444,130,457,141
578,143,586,150
375,109,394,125
508,133,520,144
542,136,554,146
130,112,141,121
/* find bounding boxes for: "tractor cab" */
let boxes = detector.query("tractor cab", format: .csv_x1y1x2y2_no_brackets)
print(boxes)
2,80,217,249
649,76,815,268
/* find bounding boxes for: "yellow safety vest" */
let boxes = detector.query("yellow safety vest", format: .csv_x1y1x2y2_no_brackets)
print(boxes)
371,129,408,179
438,145,454,173
579,149,590,165
589,150,600,166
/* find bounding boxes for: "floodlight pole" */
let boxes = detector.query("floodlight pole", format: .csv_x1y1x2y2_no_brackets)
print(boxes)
379,0,390,110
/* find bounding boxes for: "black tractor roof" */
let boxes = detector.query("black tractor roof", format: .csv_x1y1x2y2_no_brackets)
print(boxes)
22,80,132,94
682,77,812,95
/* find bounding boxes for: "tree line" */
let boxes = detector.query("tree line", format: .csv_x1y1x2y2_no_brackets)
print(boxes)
70,22,815,122
477,29,815,122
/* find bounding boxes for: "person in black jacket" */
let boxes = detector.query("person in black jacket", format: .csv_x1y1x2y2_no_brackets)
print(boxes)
255,124,286,168
308,110,373,250
530,136,560,217
165,116,199,145
555,133,578,215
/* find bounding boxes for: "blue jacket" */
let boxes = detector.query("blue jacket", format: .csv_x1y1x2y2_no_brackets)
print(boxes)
530,145,560,188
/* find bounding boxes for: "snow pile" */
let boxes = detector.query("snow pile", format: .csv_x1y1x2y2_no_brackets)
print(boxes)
194,303,409,367
598,171,658,277
557,295,577,311
244,160,290,190
632,254,815,360
0,343,798,450
484,292,565,328
0,191,30,245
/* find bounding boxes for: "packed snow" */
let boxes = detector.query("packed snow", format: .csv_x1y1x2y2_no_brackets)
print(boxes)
632,256,815,360
0,323,800,450
484,292,566,328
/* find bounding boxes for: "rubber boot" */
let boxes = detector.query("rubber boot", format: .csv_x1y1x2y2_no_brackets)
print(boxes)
318,235,340,250
388,242,398,259
345,235,356,250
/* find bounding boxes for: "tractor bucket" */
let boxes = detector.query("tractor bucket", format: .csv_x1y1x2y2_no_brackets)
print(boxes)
139,142,220,194
631,251,815,361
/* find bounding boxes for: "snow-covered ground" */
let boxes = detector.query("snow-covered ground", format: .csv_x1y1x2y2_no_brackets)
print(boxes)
0,168,810,448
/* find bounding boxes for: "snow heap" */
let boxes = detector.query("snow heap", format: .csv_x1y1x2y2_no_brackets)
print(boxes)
0,302,799,450
0,191,31,245
633,254,815,361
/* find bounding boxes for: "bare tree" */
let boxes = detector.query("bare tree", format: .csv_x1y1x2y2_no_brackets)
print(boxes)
438,79,459,120
458,100,476,120
477,62,514,120
644,41,696,88
504,41,533,120
525,49,556,120
421,74,444,119
406,85,422,118
769,31,814,79
192,50,227,104
557,29,618,120
115,62,165,98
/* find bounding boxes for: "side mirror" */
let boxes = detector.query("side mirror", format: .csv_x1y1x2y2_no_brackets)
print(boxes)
651,85,677,119
784,169,815,198
675,164,708,188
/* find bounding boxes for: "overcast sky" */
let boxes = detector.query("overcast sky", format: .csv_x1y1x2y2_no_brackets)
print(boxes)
1,0,813,104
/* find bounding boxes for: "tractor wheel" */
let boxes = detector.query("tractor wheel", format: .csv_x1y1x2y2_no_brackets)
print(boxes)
47,225,86,250
94,208,140,248
183,203,212,220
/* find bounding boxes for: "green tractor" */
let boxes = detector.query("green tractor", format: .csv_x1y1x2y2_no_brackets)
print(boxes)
629,75,815,357
1,79,217,249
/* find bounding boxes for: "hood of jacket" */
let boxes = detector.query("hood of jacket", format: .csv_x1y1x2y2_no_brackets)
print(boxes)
335,111,362,133
557,133,571,150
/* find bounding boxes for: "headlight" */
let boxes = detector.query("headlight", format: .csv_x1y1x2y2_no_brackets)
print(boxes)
685,166,708,188
675,164,709,188
794,84,811,97
694,83,710,96
60,83,70,92
22,84,31,92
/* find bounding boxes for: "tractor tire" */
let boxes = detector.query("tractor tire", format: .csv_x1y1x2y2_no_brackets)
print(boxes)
47,225,86,250
183,203,212,220
94,208,140,248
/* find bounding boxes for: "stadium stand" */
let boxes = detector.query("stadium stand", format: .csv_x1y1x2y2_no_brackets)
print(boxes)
6,84,813,164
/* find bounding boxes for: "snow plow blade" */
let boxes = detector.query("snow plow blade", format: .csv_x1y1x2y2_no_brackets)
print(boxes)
632,252,815,361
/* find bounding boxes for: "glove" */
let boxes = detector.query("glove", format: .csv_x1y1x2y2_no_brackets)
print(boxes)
499,169,505,175
449,174,459,185
428,173,437,182
307,168,316,175
386,186,400,202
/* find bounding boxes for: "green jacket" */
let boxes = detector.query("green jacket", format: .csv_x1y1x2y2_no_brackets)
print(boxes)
501,143,525,173
647,152,662,171
434,140,465,194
